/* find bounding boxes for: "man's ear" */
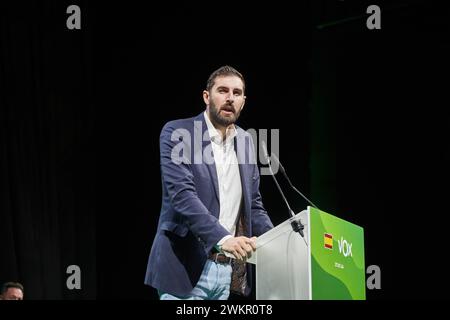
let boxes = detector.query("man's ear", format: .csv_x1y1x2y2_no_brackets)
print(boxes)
240,95,246,111
203,90,210,106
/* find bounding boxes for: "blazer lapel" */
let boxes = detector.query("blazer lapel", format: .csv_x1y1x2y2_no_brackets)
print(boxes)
197,113,220,208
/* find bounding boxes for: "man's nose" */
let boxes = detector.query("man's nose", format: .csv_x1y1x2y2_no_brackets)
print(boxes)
226,92,235,103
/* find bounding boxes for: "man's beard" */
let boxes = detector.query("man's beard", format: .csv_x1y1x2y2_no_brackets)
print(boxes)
209,100,241,127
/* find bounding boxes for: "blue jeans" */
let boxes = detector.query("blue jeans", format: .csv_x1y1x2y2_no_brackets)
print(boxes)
160,260,232,300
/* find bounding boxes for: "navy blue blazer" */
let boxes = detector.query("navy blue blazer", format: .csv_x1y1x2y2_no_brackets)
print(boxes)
144,112,273,296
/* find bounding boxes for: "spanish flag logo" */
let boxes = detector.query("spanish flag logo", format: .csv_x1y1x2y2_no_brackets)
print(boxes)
324,233,333,250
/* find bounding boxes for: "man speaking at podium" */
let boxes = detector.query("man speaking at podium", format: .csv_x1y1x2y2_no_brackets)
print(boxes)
145,66,274,300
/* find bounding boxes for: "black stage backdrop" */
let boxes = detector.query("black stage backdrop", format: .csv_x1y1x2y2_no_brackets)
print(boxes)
1,0,449,300
0,1,96,299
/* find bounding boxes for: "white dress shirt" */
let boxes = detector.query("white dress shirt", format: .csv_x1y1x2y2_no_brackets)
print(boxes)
204,111,243,246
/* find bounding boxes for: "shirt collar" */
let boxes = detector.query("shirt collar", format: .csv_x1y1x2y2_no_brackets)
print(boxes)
204,111,237,145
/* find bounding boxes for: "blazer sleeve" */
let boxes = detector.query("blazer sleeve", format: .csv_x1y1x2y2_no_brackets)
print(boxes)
159,122,230,255
245,133,274,236
250,162,274,236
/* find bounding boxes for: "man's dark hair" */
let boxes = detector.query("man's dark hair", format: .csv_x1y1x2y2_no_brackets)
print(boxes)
1,282,24,295
206,65,246,93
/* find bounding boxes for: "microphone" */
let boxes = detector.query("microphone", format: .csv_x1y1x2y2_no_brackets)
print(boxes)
261,141,305,238
269,152,319,209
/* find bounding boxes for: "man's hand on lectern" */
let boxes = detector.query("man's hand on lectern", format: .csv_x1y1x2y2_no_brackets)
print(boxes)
222,236,257,261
